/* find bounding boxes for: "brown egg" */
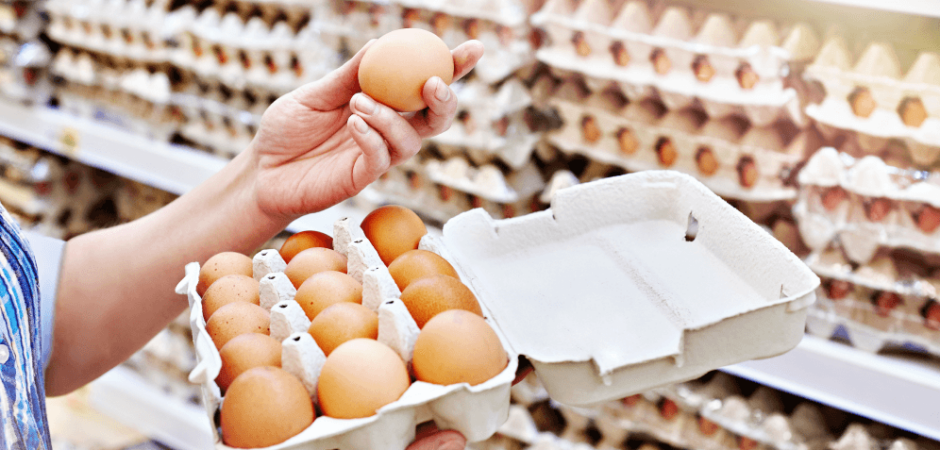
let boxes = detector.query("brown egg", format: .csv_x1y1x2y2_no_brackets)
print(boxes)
359,28,454,112
295,271,363,320
284,247,347,288
413,310,508,386
308,303,378,356
221,366,314,448
198,252,252,296
206,302,270,350
202,274,260,322
216,333,282,392
317,339,410,419
280,230,333,264
388,249,459,291
360,205,428,266
399,274,482,328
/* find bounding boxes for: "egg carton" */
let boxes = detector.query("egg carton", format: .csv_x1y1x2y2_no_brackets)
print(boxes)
530,0,819,127
805,248,940,355
180,170,816,449
794,148,940,264
0,1,45,41
803,38,940,163
168,7,343,95
546,80,814,202
45,0,173,63
0,40,54,105
430,78,543,170
312,0,537,84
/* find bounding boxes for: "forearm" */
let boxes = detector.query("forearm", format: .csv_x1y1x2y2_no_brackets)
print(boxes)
45,147,290,396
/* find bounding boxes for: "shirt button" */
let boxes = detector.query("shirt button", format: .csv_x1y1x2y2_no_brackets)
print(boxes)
0,345,9,364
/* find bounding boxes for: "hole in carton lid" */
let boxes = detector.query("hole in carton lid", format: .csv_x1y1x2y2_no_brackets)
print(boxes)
685,213,698,242
279,303,288,308
354,239,363,244
261,250,269,255
268,275,276,279
293,336,301,342
386,300,394,305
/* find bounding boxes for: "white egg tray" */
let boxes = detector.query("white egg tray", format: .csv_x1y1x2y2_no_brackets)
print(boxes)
45,0,171,63
794,148,940,263
180,171,816,449
530,0,819,127
546,87,811,202
803,40,940,161
312,0,536,84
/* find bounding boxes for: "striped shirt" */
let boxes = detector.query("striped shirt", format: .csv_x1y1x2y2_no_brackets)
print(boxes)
0,204,52,450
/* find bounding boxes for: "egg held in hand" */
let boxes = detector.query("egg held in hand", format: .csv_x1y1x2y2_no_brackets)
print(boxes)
413,310,508,386
317,339,411,419
221,366,315,448
358,28,454,112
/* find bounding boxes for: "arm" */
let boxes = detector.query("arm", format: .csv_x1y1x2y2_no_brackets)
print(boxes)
45,41,484,396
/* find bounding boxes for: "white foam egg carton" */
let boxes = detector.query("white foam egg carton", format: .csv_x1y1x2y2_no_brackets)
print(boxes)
804,39,940,163
312,0,536,84
546,81,813,202
530,0,819,127
794,148,940,264
180,171,815,449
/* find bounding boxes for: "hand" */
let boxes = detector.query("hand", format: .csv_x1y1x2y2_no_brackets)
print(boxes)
408,423,466,450
249,39,484,222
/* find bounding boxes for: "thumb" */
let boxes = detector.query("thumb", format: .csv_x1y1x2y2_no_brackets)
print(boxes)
290,39,376,111
406,430,466,450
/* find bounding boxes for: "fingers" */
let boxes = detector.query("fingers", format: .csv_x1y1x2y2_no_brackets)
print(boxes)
409,76,458,137
406,430,466,450
350,93,423,165
451,40,484,82
291,40,376,111
513,355,535,386
347,114,391,190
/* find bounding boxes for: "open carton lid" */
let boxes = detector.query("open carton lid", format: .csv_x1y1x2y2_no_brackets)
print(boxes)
439,171,819,406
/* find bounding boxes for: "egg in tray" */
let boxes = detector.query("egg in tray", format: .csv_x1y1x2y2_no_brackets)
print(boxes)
803,39,940,168
530,0,820,128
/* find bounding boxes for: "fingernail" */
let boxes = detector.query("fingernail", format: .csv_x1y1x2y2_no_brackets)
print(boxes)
356,94,376,115
433,77,450,102
352,115,369,134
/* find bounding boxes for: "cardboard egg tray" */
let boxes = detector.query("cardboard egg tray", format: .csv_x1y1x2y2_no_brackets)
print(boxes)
180,171,816,449
530,0,819,127
168,6,342,95
311,0,537,84
545,81,814,202
45,0,172,63
801,242,940,355
794,148,940,264
803,39,940,164
429,78,543,170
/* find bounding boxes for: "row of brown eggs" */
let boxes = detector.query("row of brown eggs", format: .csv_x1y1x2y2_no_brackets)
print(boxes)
194,205,509,448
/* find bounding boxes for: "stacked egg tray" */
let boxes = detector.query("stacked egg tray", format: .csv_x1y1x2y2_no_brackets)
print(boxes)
803,244,940,355
0,2,51,105
530,0,820,128
474,373,939,450
794,148,940,264
803,39,940,168
50,48,180,142
544,78,816,203
311,0,538,84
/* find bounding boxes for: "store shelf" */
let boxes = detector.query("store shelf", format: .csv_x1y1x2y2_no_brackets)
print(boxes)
723,334,940,441
88,365,214,450
0,101,227,196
